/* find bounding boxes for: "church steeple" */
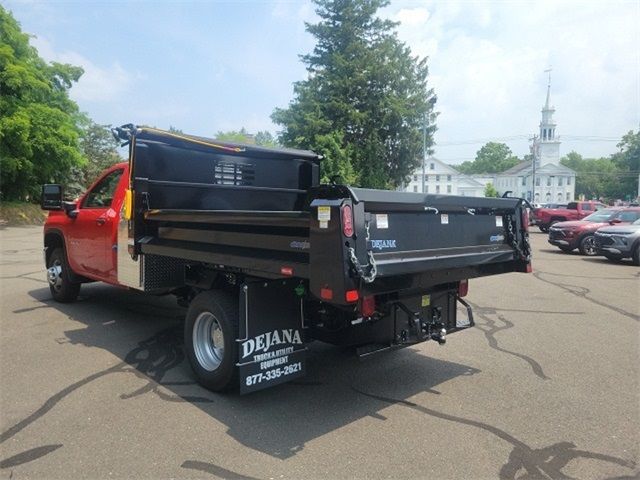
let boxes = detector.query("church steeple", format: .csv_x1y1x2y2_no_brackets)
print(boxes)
537,68,561,165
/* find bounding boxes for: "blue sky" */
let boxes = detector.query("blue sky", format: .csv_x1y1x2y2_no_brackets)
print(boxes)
5,0,639,165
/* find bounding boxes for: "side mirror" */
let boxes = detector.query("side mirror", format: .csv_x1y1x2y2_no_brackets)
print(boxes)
63,201,78,219
41,184,63,210
609,218,622,225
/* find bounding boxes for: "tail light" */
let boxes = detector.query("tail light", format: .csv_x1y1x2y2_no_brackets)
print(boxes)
458,279,469,297
342,204,354,237
345,289,359,303
361,295,376,317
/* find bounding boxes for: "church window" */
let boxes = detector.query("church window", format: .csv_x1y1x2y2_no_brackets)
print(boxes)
413,175,417,182
535,177,540,186
447,175,451,181
436,175,440,181
425,185,429,193
436,185,440,193
447,185,452,193
413,185,418,192
558,177,562,186
567,177,571,185
566,192,570,201
521,177,526,186
547,177,552,186
430,163,435,170
425,175,429,182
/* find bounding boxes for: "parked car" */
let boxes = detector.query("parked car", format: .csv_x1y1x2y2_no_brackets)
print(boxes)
533,201,606,232
548,207,640,255
594,218,640,265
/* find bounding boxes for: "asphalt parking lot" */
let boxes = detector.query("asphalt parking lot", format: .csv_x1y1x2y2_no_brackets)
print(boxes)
0,226,638,479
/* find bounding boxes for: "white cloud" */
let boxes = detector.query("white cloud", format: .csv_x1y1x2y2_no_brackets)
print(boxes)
30,36,138,103
386,0,640,161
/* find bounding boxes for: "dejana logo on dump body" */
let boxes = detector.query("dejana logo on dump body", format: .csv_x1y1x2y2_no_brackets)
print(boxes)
370,239,397,250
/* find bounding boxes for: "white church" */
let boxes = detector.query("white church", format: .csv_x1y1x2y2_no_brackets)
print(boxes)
403,77,576,203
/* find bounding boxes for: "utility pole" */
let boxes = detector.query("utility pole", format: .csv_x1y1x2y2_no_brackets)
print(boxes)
422,113,427,193
530,134,539,203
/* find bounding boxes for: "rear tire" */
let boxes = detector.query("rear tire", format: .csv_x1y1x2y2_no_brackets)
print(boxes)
632,245,640,266
47,247,80,303
184,290,239,392
579,235,597,256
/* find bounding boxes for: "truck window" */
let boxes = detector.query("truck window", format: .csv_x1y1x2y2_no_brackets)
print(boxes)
82,169,124,208
567,202,578,210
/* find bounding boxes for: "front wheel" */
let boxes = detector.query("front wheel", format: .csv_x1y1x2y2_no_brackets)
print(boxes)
579,235,597,256
184,290,239,392
47,247,80,303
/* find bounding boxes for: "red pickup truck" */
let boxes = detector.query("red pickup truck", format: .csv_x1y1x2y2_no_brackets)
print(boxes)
533,201,606,232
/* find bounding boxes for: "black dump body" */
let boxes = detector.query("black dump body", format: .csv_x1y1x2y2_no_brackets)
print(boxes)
122,126,530,305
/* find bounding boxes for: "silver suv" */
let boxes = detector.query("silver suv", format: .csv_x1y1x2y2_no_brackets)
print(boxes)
594,218,640,265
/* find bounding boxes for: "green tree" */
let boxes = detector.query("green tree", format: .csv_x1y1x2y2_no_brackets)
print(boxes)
0,6,86,200
484,182,499,198
272,0,437,189
610,130,639,199
561,151,621,200
458,142,520,174
314,131,357,184
65,120,122,197
215,128,279,147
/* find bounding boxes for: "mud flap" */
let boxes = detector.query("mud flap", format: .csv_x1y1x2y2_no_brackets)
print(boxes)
237,279,307,394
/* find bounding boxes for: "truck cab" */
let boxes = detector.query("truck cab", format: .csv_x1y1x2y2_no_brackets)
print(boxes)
44,163,128,287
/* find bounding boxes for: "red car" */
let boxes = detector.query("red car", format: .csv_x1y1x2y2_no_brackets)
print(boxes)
548,207,640,255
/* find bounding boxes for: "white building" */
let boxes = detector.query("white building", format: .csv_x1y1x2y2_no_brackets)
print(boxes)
490,76,576,203
403,74,575,202
402,157,485,197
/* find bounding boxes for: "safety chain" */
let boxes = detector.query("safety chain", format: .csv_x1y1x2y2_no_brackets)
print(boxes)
505,214,531,262
347,219,378,283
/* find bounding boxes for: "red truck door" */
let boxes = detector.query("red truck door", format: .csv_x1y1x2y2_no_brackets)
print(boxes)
66,167,125,282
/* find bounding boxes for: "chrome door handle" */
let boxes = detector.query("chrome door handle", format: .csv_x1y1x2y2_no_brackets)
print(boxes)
96,217,106,226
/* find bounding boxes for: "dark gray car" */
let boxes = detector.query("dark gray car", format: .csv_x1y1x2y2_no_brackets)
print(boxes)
594,218,640,265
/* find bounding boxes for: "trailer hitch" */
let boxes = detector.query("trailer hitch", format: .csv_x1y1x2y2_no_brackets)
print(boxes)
394,301,446,344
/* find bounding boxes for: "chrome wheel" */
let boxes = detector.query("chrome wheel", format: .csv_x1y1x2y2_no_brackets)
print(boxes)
47,260,63,291
192,311,225,371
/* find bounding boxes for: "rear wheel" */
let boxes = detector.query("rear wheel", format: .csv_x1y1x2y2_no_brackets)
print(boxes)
184,290,239,392
47,247,80,303
632,245,640,266
579,235,597,256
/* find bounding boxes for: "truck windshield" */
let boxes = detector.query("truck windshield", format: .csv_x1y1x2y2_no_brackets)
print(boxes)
583,209,617,223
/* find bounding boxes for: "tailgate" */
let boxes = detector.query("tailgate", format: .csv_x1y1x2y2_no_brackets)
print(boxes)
366,208,517,276
307,186,530,303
